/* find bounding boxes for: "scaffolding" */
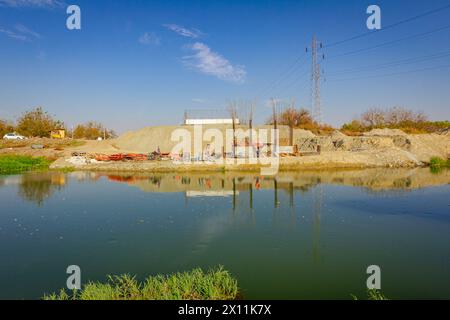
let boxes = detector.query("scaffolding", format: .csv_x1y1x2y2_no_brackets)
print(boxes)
184,109,240,125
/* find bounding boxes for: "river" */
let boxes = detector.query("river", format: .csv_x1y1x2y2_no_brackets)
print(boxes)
0,168,449,299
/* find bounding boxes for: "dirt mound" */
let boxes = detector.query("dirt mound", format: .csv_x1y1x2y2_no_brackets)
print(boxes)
363,128,407,136
115,126,182,153
293,129,316,138
331,130,347,138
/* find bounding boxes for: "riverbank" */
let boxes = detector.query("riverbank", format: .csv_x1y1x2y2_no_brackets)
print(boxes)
49,149,427,173
2,128,449,173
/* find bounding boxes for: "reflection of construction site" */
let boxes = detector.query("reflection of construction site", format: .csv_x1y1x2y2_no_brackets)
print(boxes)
3,167,449,208
77,168,450,194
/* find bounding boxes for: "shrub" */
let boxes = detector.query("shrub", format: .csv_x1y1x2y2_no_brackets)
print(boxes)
429,157,450,170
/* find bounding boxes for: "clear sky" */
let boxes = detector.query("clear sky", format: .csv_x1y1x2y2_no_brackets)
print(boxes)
1,0,449,133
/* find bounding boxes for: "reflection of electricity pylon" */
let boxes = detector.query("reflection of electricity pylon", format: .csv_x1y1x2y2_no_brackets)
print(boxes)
312,183,323,263
310,34,324,125
289,182,297,228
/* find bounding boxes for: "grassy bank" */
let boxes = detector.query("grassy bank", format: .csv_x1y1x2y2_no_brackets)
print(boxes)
0,155,51,175
43,266,239,300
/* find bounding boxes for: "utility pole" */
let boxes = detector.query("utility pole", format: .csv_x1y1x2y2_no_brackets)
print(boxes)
271,98,278,131
271,98,279,157
311,34,323,125
229,102,238,159
249,101,254,158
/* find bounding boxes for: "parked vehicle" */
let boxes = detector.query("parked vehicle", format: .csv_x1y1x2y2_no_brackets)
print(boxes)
2,133,27,140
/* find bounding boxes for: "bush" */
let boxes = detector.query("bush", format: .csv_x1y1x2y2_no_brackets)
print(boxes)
43,266,239,300
429,157,450,170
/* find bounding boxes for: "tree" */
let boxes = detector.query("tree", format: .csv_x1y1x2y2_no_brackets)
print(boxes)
341,107,444,134
16,107,63,138
361,108,385,127
267,107,314,128
73,121,116,140
0,119,15,137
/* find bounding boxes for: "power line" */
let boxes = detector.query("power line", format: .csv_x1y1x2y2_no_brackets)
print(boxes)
273,73,310,98
329,64,450,82
255,52,308,99
325,3,450,48
327,24,450,60
328,49,450,76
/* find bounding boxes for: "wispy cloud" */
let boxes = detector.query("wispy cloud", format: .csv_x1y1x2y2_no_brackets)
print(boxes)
0,0,63,7
0,23,40,41
138,32,160,46
15,24,41,39
183,42,246,83
163,24,203,38
192,98,207,104
0,27,27,41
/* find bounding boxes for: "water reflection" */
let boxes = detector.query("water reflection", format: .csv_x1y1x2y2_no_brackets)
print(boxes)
1,173,67,206
0,168,448,207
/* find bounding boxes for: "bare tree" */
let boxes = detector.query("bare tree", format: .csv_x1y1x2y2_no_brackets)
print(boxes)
361,107,429,128
361,108,385,128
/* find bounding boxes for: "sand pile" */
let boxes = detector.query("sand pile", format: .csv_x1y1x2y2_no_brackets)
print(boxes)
293,129,316,138
115,125,300,154
331,130,347,138
363,128,408,136
114,126,183,153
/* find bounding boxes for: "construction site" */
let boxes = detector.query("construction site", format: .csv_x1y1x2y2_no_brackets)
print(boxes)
38,123,448,172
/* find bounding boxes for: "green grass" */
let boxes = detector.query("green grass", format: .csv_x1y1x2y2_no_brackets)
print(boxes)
0,155,51,175
43,266,239,300
430,157,450,171
351,289,388,300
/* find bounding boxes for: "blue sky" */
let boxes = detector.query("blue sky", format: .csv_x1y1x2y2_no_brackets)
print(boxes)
0,0,449,133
